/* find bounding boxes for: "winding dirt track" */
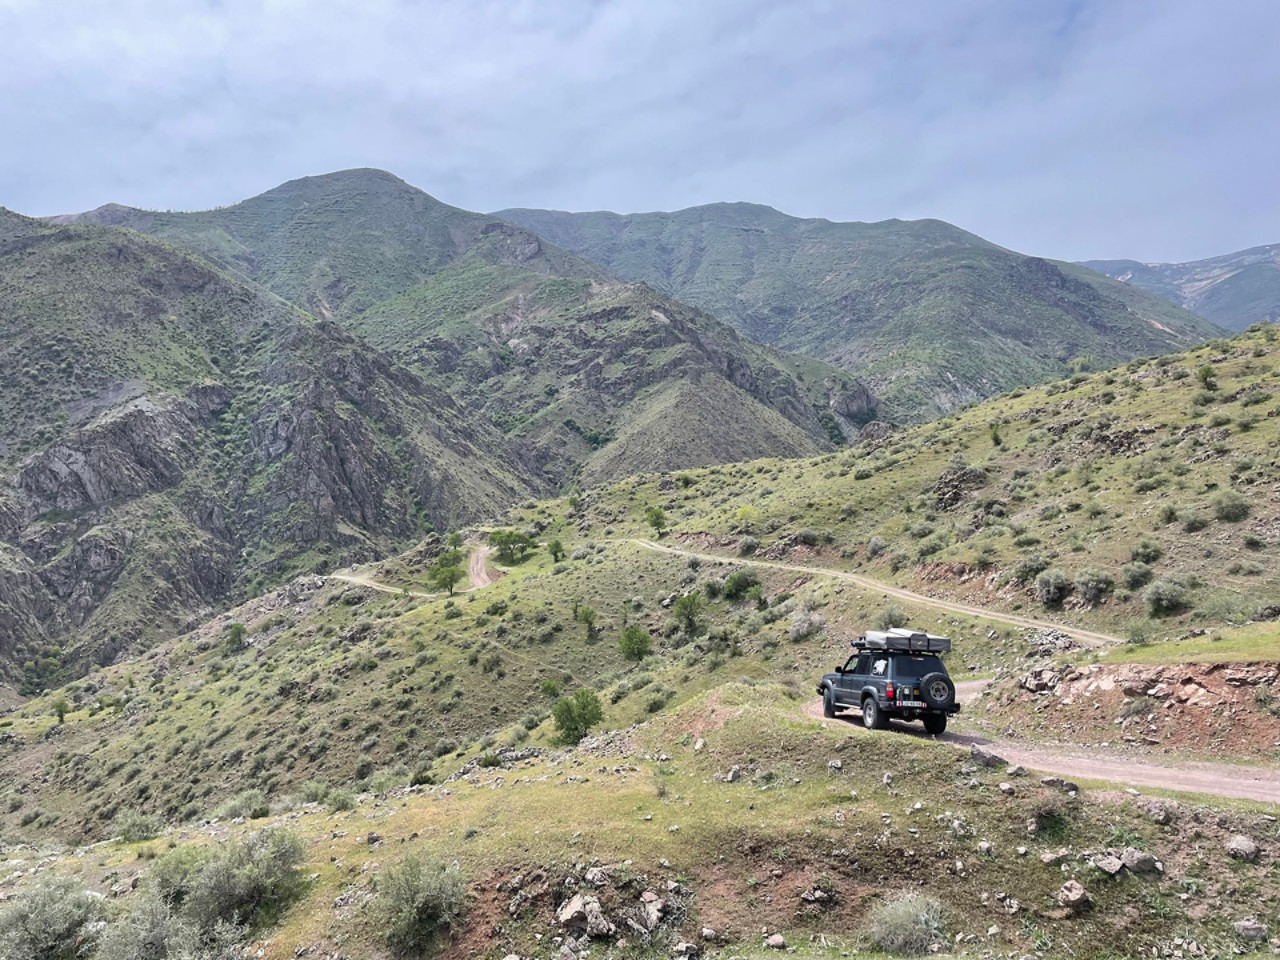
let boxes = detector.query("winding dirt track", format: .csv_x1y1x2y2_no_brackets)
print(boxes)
803,686,1280,803
467,545,499,589
329,545,500,597
626,538,1121,647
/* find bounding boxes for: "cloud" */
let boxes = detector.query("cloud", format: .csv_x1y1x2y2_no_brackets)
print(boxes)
0,0,1276,261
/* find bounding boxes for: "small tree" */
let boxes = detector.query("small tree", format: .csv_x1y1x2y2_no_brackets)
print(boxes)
1195,365,1218,390
575,605,597,640
489,529,534,563
552,690,604,745
644,506,667,537
430,565,465,596
53,696,69,724
1212,490,1249,522
618,625,651,662
224,622,247,653
446,531,464,549
673,593,705,635
548,539,566,562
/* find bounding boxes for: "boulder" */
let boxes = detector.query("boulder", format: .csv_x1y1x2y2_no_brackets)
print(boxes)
765,933,787,949
1120,847,1161,876
1233,919,1266,942
1226,834,1260,863
970,745,1007,768
1058,880,1090,910
1092,855,1124,876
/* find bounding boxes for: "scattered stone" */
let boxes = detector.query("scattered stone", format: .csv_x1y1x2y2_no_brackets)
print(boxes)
672,942,698,956
1058,880,1090,910
970,745,1007,768
693,738,705,752
1120,847,1161,876
1007,765,1026,777
366,832,382,845
977,841,994,856
827,759,843,772
701,927,717,942
725,765,741,783
584,866,608,887
999,782,1015,796
882,772,894,786
1233,919,1266,942
765,933,787,950
1227,835,1260,863
1093,855,1124,876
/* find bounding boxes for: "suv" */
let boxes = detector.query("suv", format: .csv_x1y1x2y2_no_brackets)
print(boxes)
817,629,958,734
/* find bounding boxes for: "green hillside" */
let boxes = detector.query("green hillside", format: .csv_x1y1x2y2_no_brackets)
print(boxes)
495,203,1224,420
0,220,537,685
1083,242,1280,332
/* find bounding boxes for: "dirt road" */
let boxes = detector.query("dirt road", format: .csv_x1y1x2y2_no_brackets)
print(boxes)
626,538,1122,647
329,545,500,597
802,695,1280,803
327,574,435,598
468,545,500,589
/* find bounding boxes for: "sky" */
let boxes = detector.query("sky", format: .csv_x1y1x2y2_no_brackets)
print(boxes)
1,0,1276,262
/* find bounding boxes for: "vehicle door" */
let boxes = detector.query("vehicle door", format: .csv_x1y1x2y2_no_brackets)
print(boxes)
837,653,870,703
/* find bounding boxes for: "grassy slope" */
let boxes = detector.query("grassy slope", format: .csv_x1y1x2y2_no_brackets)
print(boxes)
495,204,1223,420
571,325,1280,646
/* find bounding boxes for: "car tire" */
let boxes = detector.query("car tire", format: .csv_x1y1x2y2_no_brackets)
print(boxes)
822,687,836,718
862,696,888,730
922,713,947,736
920,672,956,709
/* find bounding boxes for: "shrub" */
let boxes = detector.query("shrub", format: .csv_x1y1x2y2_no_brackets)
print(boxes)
672,593,705,634
1121,562,1153,590
1073,569,1114,606
788,609,826,642
736,536,759,556
1212,490,1249,522
213,789,270,821
1130,539,1163,563
1034,569,1071,606
327,788,355,812
864,892,946,955
115,808,163,842
1177,512,1208,535
0,874,104,960
865,536,888,559
874,604,908,631
1009,554,1049,584
1145,579,1187,615
722,570,759,601
97,894,242,960
618,626,651,662
551,690,603,745
377,856,466,955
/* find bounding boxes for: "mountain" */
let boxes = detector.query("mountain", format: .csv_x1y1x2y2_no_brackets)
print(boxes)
0,215,537,688
1082,242,1280,332
51,170,879,484
493,203,1224,419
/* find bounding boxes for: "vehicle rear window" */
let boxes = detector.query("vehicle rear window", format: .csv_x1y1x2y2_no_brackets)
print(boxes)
892,655,944,679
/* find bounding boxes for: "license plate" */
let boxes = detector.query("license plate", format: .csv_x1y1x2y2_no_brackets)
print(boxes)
898,700,926,708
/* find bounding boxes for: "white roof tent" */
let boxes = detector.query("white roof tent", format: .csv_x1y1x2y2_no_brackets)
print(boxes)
851,628,952,653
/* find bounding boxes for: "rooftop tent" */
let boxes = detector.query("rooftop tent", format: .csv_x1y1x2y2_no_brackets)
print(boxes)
851,627,952,653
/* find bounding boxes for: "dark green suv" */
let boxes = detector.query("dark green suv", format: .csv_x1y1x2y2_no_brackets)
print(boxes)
817,629,959,734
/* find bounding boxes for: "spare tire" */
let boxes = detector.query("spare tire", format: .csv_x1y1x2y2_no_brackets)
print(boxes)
920,672,955,708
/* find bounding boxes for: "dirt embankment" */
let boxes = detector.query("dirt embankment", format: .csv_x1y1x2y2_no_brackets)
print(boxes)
981,660,1280,760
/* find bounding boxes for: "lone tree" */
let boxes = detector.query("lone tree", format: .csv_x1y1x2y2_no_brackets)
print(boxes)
618,625,651,662
548,539,566,562
224,622,247,653
53,696,69,724
575,604,598,640
673,593,705,635
489,529,535,564
552,689,604,745
644,506,667,537
430,564,465,596
446,531,464,549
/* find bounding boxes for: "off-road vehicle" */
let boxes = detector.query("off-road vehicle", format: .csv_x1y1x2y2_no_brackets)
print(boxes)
816,628,959,734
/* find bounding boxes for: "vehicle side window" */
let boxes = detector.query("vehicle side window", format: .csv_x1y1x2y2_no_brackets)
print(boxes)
842,654,858,673
853,654,871,675
871,658,888,677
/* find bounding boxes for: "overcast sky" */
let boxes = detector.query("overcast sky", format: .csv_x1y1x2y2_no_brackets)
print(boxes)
1,0,1276,262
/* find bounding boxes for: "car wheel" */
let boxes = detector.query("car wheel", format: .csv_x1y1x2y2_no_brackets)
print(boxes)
862,696,888,730
822,687,836,718
922,713,947,735
920,672,956,709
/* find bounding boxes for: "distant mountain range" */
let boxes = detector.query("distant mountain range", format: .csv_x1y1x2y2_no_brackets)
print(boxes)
1081,243,1280,332
495,202,1223,419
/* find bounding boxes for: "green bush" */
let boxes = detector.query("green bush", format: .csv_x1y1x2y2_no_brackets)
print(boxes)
97,894,242,960
1212,490,1249,522
864,892,946,955
1008,553,1049,584
1181,512,1209,533
115,808,163,842
722,570,759,601
551,690,604,745
1145,579,1187,615
1034,569,1071,607
0,874,104,960
865,536,888,559
736,536,759,556
618,625,652,662
213,789,270,821
377,856,466,955
1121,562,1153,590
1130,539,1163,563
874,604,908,631
1073,569,1114,606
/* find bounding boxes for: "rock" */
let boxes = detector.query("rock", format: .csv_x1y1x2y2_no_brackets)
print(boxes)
1093,855,1124,876
977,841,994,855
725,765,741,783
1007,765,1026,777
1233,919,1266,942
584,866,608,887
673,942,698,956
970,745,1007,768
882,772,894,786
1058,880,1090,910
1136,797,1176,825
827,759,843,772
693,738,705,752
636,891,664,931
366,832,381,845
1227,834,1260,862
765,933,787,949
701,927,717,941
1120,847,1161,875
998,782,1015,796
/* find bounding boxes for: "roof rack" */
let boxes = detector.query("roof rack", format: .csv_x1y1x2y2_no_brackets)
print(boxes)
851,628,952,653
